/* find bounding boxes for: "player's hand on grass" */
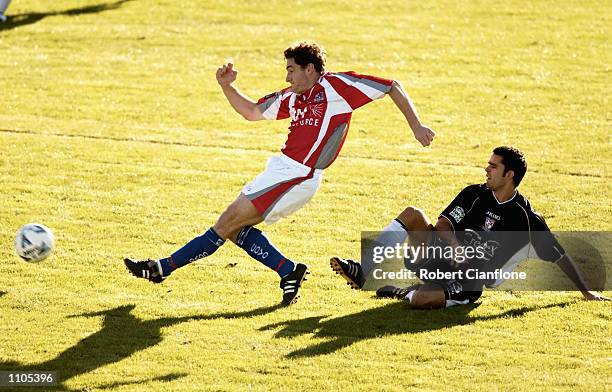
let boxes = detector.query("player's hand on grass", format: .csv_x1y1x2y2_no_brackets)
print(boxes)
216,62,237,86
413,124,436,147
582,291,612,301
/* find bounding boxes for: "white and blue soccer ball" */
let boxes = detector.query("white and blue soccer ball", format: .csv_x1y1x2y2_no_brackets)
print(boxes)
15,223,54,262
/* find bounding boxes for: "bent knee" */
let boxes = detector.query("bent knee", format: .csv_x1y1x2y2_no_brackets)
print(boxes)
214,204,243,238
396,206,426,228
217,204,240,225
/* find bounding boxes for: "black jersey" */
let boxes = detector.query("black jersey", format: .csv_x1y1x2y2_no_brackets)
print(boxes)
438,184,565,287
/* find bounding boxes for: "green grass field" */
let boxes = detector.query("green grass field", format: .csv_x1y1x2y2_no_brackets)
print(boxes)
1,0,610,390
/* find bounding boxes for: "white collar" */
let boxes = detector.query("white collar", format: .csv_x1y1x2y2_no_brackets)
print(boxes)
492,189,517,204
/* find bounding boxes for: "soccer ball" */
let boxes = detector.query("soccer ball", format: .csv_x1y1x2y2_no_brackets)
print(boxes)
15,223,55,262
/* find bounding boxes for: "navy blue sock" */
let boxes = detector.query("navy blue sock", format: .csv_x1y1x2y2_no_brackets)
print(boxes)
159,228,225,276
236,226,295,277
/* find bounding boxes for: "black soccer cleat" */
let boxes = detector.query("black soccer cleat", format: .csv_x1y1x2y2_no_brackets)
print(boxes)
124,258,166,284
376,283,421,300
330,257,365,289
375,285,410,300
280,263,309,306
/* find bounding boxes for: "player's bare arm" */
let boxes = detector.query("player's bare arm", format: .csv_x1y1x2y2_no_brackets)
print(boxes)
216,62,264,121
388,80,435,147
433,217,466,267
555,255,611,301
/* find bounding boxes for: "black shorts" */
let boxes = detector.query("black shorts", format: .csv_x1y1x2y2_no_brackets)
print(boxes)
417,259,483,306
405,234,483,307
436,278,482,306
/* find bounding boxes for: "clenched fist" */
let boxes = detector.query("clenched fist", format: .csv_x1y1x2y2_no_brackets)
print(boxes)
216,62,238,86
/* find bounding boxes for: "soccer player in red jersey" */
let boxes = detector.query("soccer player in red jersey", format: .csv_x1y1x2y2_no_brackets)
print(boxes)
125,41,436,305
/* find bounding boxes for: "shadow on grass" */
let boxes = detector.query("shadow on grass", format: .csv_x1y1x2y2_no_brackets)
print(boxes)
0,291,6,298
0,0,134,32
260,301,572,359
0,303,282,391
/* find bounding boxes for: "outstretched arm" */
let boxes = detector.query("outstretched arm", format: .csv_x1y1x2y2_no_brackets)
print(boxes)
216,62,264,121
556,255,611,301
434,217,462,248
388,81,436,147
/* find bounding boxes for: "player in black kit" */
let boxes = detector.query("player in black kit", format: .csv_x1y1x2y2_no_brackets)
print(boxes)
330,146,610,308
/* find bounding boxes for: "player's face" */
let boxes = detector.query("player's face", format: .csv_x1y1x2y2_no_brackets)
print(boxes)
485,154,513,190
285,58,310,93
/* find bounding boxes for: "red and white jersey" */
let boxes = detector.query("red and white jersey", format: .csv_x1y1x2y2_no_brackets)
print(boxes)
256,71,394,169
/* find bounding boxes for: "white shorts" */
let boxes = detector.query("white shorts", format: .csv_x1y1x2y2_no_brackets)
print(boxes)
242,154,323,224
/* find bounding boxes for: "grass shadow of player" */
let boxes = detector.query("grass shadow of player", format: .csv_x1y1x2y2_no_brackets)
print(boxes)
0,0,134,32
260,300,572,359
0,291,6,298
0,303,282,391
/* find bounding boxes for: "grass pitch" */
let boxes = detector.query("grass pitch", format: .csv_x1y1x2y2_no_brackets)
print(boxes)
0,1,610,391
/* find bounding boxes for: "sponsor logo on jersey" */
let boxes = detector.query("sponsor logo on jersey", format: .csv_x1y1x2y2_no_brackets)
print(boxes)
289,104,322,127
484,216,497,231
290,106,308,121
309,103,324,118
486,211,501,220
449,206,465,222
447,281,463,295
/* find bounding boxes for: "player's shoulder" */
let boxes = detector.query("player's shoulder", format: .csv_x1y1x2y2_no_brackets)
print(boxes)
448,183,488,204
323,71,354,81
320,72,353,92
510,190,549,223
511,190,531,209
279,86,293,96
514,191,547,217
260,87,292,101
462,183,488,195
514,192,552,229
325,71,350,76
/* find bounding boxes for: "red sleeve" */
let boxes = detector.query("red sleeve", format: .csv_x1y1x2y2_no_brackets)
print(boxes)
326,71,393,110
257,88,291,120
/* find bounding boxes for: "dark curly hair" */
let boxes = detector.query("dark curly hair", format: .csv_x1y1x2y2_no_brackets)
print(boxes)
493,146,527,186
284,41,326,73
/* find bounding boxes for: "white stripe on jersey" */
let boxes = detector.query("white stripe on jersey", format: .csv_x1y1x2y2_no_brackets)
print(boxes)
288,93,297,120
334,73,388,101
260,97,280,120
301,77,353,164
260,90,292,120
